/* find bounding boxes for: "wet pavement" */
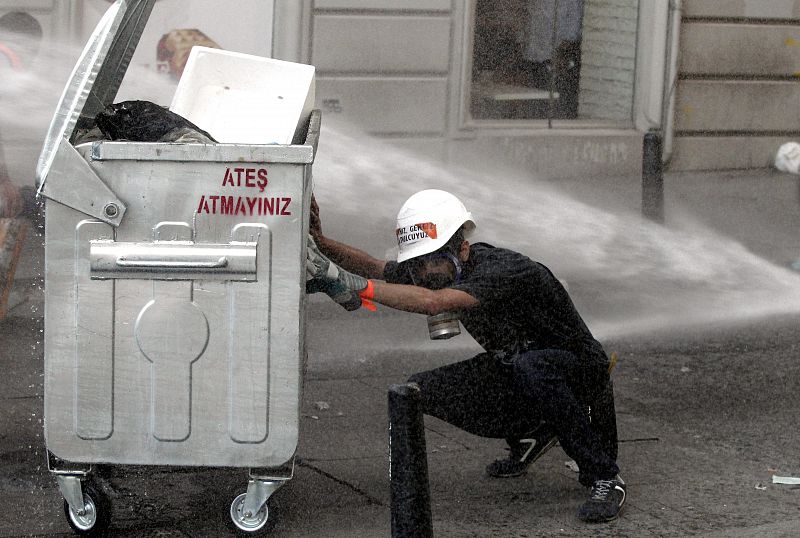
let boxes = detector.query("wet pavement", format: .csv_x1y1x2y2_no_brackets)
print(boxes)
1,168,800,536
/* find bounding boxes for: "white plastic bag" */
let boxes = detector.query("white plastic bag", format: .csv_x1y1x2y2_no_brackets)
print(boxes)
774,142,800,174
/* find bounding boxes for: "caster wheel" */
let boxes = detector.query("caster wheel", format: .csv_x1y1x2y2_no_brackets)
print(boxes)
230,492,269,534
62,484,111,536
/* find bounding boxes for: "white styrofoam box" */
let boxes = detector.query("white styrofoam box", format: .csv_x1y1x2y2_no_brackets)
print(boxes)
170,47,315,145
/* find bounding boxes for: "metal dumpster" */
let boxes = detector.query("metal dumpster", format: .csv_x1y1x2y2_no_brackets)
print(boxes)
36,1,316,534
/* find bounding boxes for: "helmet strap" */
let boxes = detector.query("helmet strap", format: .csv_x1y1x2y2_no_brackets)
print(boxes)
440,251,463,285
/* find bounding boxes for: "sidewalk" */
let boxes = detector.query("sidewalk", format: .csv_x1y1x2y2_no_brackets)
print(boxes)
2,305,799,537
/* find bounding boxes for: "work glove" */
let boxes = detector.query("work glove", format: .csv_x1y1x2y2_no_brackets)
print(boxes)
306,235,368,311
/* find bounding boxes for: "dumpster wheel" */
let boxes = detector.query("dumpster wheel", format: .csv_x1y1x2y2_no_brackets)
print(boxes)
62,484,111,536
230,492,269,534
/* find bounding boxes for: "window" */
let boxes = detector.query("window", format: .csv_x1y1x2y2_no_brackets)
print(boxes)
469,0,638,124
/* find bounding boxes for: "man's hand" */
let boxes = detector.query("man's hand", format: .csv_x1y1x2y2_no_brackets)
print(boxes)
306,233,337,281
306,235,368,311
306,195,388,280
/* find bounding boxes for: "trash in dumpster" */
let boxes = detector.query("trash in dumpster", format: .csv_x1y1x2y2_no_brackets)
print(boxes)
94,100,217,143
170,47,315,145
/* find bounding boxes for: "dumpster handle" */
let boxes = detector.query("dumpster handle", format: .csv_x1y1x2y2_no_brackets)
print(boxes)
115,256,229,269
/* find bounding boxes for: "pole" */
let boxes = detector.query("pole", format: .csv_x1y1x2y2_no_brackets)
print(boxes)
388,383,433,538
642,130,665,223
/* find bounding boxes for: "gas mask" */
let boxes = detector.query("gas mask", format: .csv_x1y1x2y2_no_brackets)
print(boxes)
407,252,463,340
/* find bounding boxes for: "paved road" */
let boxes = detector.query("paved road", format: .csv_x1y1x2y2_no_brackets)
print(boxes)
1,304,799,537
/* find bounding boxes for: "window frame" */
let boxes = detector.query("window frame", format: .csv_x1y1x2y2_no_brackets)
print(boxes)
450,0,651,135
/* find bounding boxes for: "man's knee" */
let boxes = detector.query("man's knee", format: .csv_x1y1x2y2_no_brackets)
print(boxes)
407,372,424,387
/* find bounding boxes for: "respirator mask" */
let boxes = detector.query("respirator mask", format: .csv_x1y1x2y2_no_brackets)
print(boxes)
407,252,463,340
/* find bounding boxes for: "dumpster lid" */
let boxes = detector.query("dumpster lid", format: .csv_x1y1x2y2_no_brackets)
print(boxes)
36,0,155,185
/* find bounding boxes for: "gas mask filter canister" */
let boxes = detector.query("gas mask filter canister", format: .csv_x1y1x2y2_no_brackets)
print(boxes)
408,252,463,340
427,311,461,340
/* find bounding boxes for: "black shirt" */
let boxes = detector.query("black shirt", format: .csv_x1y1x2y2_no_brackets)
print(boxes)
384,243,607,363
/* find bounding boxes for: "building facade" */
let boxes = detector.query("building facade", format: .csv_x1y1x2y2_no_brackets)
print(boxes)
1,0,798,184
274,0,659,179
671,0,800,170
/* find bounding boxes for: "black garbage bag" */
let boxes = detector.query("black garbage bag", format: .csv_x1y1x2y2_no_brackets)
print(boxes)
94,100,217,143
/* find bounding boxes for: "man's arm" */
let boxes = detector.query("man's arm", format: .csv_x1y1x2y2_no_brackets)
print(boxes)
370,281,479,315
311,238,479,315
315,235,386,280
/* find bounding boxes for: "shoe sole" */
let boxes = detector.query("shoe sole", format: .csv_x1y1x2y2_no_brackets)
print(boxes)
580,514,619,523
579,506,624,524
579,504,625,523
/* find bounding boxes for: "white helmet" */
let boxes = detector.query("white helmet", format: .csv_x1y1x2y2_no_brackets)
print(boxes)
395,189,476,263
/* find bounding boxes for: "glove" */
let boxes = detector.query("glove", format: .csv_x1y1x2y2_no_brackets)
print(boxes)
306,235,368,311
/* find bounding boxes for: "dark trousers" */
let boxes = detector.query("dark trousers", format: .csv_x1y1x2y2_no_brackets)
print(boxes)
408,349,619,484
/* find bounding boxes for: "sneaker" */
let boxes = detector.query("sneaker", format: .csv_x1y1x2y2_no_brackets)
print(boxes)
485,434,558,478
578,476,626,523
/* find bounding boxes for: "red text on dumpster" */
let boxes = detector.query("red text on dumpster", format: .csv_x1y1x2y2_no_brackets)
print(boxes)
196,167,293,216
196,195,292,216
221,167,268,192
